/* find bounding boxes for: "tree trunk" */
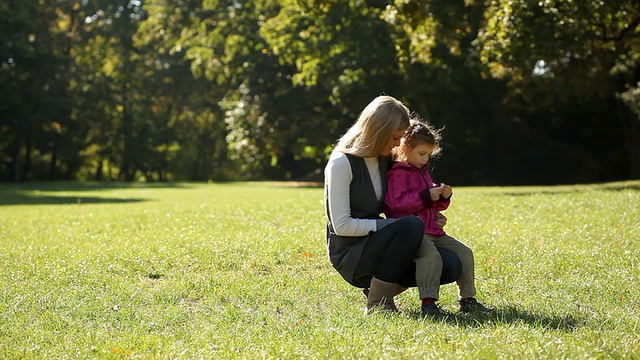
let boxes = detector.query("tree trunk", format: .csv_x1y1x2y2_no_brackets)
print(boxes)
95,159,104,181
49,133,58,181
22,134,32,182
629,121,640,179
12,121,24,182
191,145,203,181
623,110,640,179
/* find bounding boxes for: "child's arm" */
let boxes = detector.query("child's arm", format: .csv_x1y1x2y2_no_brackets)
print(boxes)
435,212,447,228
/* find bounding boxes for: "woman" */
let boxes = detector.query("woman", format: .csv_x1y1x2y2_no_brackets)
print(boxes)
324,95,461,315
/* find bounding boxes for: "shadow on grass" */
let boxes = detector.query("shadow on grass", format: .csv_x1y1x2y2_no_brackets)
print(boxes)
409,305,581,332
0,194,148,206
0,181,191,192
496,181,640,197
0,181,190,206
235,181,324,189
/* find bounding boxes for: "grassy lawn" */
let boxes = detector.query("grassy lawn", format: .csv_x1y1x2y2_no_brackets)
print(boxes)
0,180,638,359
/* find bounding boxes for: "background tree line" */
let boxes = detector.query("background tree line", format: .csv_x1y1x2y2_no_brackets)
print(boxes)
1,0,639,185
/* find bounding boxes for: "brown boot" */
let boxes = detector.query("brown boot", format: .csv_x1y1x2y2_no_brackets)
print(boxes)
362,285,407,297
364,277,399,315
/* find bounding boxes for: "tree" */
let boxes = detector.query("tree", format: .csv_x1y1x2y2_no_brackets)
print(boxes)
476,0,640,179
0,0,88,181
1,0,638,184
258,0,407,177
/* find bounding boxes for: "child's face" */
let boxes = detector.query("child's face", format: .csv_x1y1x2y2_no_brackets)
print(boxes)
406,143,435,168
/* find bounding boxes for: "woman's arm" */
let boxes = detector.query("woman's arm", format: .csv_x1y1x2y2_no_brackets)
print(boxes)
325,152,377,236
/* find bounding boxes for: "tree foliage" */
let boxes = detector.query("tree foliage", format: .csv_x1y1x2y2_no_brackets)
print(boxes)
1,0,638,184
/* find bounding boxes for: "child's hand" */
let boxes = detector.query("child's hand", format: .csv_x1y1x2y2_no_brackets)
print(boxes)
435,213,447,228
429,186,443,201
441,184,452,199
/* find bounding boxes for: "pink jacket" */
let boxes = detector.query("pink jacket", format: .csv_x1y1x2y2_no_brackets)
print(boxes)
383,162,450,236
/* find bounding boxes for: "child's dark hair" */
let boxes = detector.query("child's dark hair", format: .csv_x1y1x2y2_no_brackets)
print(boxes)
392,118,442,162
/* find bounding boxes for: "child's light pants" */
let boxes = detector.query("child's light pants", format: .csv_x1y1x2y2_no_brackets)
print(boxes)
415,234,476,300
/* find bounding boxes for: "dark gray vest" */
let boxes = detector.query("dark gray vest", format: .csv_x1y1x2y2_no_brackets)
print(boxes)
326,153,389,286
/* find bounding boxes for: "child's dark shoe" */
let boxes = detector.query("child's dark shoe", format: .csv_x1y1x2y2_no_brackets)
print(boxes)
421,302,445,317
458,298,489,313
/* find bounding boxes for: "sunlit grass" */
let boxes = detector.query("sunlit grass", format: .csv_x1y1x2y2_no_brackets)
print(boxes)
0,180,638,359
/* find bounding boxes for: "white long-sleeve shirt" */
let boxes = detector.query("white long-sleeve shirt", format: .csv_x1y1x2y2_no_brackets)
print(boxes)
324,151,384,237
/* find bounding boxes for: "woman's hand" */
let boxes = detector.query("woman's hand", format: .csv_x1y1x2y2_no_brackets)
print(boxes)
435,213,447,228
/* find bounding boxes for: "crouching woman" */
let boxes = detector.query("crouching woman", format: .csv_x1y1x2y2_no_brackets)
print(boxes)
324,95,461,314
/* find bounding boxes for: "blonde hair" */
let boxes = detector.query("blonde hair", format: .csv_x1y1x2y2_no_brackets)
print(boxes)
335,96,411,157
392,118,442,163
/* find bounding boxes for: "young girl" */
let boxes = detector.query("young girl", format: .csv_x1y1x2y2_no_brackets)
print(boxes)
383,118,487,316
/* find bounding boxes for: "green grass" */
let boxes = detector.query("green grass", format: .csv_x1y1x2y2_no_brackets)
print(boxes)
0,180,639,359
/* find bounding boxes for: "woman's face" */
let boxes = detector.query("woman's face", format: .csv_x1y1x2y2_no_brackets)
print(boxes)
380,130,406,156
